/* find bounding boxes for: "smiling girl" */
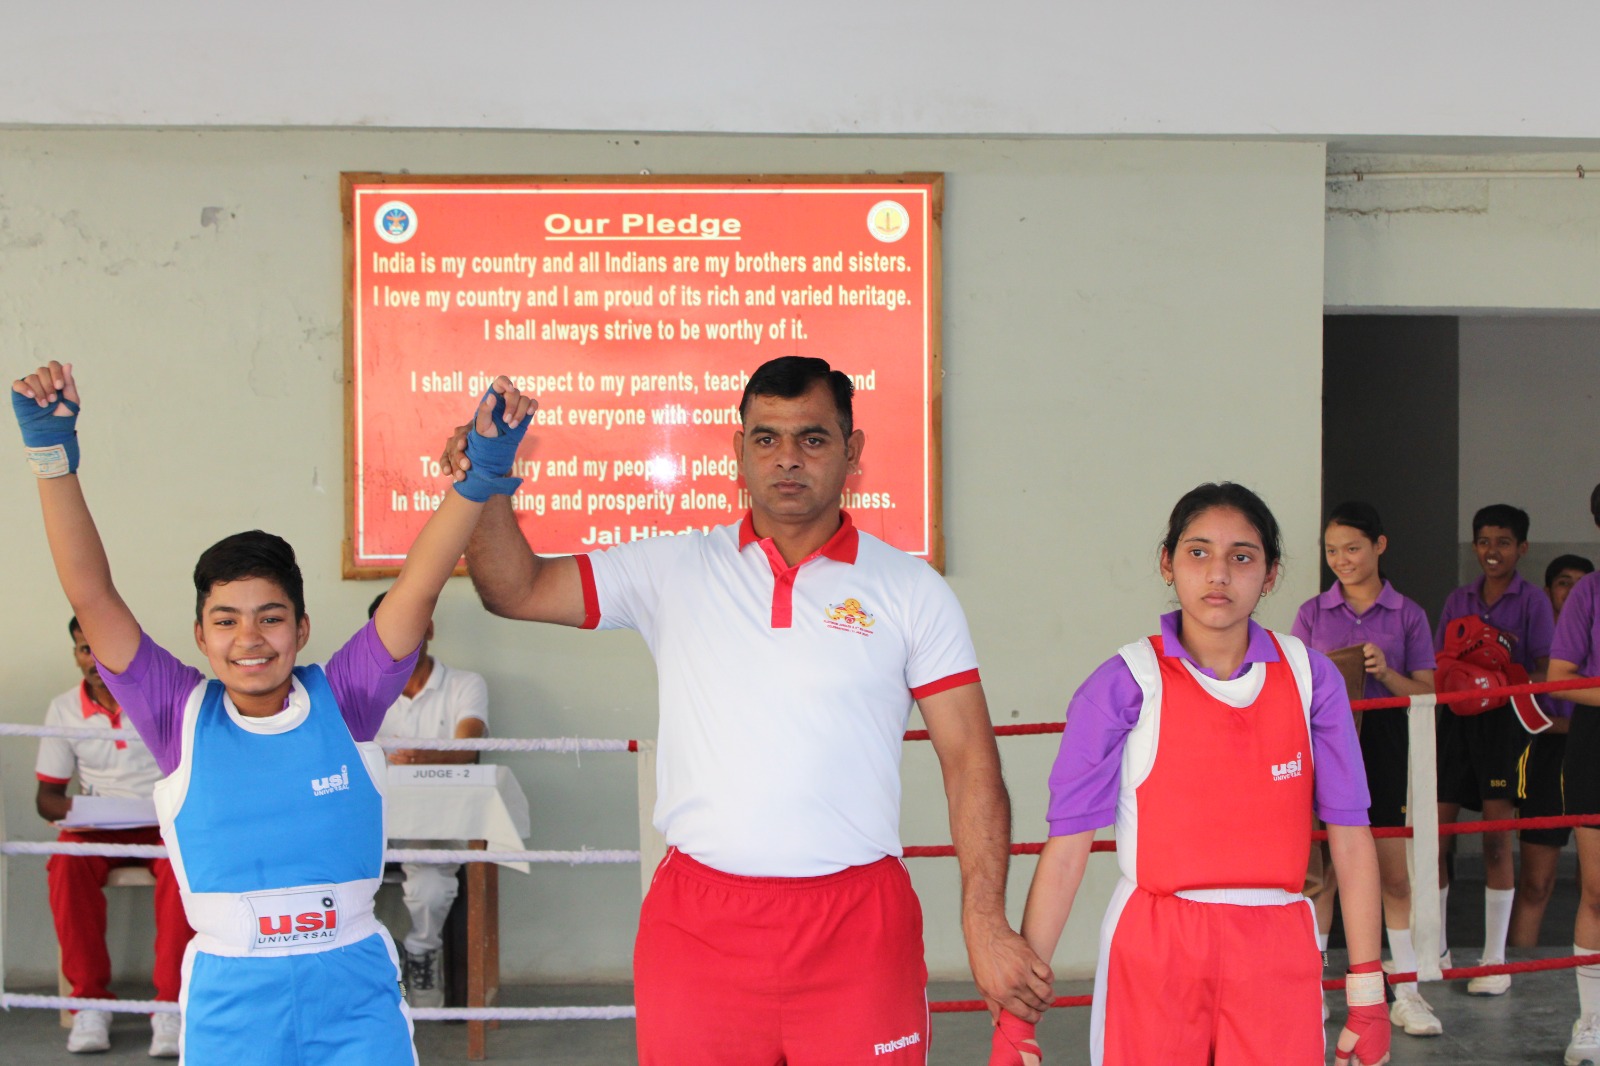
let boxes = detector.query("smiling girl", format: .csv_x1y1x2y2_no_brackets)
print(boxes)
990,483,1390,1066
1292,502,1438,1038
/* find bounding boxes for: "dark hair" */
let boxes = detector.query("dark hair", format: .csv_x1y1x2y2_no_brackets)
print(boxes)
68,615,80,639
367,591,387,619
1472,504,1530,544
1590,483,1600,526
1325,500,1385,544
192,530,306,622
1546,553,1595,587
739,356,855,437
1160,483,1284,571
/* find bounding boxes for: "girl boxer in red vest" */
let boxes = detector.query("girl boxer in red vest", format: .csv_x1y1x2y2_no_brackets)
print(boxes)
992,483,1389,1066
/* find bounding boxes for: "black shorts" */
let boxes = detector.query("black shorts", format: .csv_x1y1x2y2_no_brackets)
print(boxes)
1437,705,1528,809
1518,732,1570,847
1359,705,1410,828
1564,708,1600,827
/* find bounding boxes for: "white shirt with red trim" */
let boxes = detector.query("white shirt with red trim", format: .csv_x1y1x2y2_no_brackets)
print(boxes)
580,512,981,877
36,682,164,799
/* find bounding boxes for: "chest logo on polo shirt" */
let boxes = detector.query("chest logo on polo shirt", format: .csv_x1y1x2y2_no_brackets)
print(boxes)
825,598,877,636
1271,752,1304,782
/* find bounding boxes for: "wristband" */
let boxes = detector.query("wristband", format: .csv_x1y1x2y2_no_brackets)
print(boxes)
988,1012,1040,1066
1344,967,1386,1007
454,388,530,502
12,391,80,478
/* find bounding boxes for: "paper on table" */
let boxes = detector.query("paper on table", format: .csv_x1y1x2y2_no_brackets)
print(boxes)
57,794,159,830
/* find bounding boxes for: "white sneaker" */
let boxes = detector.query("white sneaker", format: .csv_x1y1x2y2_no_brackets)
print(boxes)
1389,986,1443,1036
148,1011,181,1058
67,1009,112,1053
404,947,445,1009
1466,959,1511,996
1567,1013,1600,1066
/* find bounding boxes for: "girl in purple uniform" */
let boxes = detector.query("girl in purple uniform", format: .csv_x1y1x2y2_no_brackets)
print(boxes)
990,484,1390,1066
1291,502,1438,1038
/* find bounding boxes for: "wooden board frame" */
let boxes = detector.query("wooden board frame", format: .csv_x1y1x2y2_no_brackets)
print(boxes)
341,172,945,577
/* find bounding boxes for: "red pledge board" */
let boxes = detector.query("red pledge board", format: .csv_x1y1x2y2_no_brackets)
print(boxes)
343,175,943,575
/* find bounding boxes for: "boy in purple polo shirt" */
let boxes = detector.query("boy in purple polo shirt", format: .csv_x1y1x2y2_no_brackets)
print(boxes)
1510,553,1593,949
1548,485,1600,1064
1435,503,1553,996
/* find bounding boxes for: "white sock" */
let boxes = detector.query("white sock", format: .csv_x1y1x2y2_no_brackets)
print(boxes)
1439,884,1450,957
1317,932,1330,953
1482,887,1514,963
1388,927,1419,993
1578,945,1600,1017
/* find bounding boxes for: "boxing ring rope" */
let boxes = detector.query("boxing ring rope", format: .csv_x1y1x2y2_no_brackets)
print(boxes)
6,673,1600,1023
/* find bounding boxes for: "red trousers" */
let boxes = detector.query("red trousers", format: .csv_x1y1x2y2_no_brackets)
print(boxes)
634,849,929,1066
48,827,192,1002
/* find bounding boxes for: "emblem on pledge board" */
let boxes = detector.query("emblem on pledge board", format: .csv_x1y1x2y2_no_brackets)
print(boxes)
866,200,910,243
374,200,418,243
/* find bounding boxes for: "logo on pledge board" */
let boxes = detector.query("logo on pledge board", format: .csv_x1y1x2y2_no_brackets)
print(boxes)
866,200,910,243
825,598,877,636
374,200,417,244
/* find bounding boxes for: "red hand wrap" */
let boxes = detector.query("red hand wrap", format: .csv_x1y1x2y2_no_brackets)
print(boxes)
1337,967,1390,1065
988,1011,1041,1066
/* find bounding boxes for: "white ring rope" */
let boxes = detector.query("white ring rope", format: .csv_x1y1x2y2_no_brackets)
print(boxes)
0,994,636,1021
1,841,640,865
0,722,634,753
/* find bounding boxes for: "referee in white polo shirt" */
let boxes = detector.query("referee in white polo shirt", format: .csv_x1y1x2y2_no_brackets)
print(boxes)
443,356,1050,1065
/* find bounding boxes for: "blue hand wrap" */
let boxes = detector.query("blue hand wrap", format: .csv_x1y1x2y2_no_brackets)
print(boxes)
11,390,80,478
453,388,530,502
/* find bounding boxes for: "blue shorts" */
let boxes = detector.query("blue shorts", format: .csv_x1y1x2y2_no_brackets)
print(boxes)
182,932,415,1065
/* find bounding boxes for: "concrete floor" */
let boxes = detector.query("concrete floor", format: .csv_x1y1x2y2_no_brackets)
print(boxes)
2,856,1588,1063
0,959,1588,1065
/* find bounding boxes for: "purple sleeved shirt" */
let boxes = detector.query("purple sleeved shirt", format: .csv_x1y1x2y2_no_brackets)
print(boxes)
98,620,419,775
1552,570,1600,679
1046,612,1371,837
1434,572,1554,673
1291,582,1435,702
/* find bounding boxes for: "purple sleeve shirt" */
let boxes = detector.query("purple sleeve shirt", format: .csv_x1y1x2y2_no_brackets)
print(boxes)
1435,573,1553,671
1291,583,1436,702
1046,613,1371,837
100,620,417,774
1552,571,1600,675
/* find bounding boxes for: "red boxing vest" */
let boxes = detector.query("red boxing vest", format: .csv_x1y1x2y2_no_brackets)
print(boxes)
1129,635,1314,895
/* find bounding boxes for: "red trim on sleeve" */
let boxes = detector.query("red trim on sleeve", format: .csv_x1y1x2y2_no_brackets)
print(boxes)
910,668,982,700
36,773,71,785
575,554,601,630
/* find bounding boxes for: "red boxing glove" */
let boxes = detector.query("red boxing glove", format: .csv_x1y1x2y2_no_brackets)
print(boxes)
1335,964,1391,1066
988,1011,1042,1066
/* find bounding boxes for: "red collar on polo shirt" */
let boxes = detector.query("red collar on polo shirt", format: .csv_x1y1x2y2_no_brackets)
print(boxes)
78,681,128,750
738,510,859,628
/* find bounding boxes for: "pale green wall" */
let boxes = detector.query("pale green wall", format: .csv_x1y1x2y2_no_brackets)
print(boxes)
1325,153,1600,313
0,132,1329,983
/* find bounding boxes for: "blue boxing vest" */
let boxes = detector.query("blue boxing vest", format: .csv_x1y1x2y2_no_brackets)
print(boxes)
154,665,390,956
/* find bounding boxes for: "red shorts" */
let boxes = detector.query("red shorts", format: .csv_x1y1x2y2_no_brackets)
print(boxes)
634,849,929,1066
1093,881,1323,1066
